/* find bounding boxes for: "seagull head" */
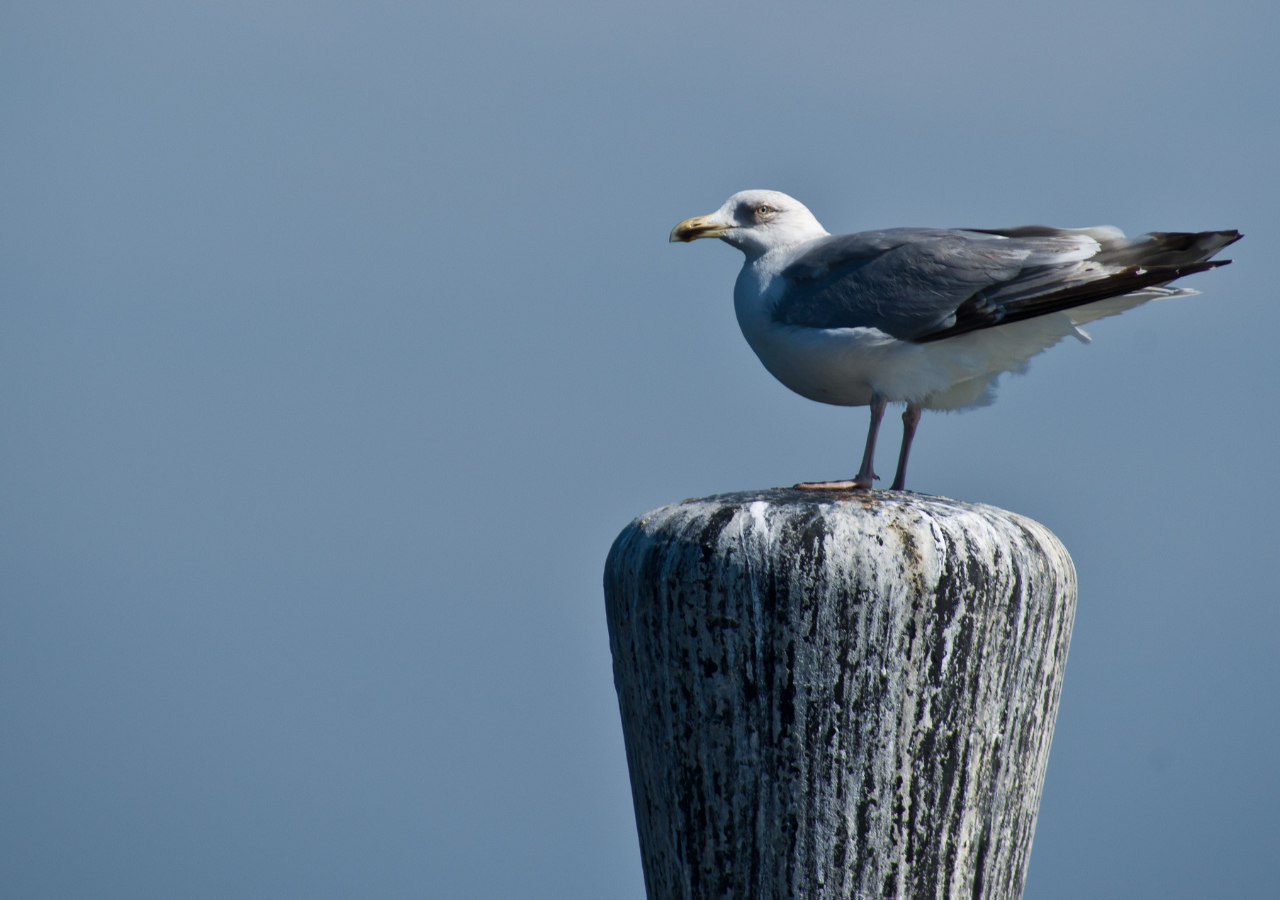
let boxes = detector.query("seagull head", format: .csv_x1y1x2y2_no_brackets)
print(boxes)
670,190,828,258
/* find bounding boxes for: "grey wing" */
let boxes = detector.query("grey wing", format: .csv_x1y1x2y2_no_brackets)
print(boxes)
774,226,1240,342
773,229,1086,340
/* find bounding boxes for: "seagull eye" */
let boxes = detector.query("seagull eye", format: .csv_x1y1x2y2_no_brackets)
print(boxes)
756,205,773,216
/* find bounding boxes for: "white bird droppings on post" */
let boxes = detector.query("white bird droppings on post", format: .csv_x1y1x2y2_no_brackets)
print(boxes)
749,500,770,533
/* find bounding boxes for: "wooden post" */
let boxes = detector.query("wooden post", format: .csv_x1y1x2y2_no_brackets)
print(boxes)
604,489,1076,900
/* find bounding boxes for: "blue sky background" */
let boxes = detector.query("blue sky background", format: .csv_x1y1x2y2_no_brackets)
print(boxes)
2,2,1277,897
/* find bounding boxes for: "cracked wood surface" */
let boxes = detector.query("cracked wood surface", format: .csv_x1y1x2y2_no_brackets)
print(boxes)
604,489,1076,900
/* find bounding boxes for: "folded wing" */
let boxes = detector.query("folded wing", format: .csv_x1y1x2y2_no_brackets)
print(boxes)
773,226,1240,343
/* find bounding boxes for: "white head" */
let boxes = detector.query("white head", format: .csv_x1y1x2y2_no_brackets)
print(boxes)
669,190,828,259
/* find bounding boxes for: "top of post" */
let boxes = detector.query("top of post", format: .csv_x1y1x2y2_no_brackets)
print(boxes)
628,487,1050,534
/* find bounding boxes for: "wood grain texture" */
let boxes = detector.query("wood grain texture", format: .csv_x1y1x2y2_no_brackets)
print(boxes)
604,489,1076,900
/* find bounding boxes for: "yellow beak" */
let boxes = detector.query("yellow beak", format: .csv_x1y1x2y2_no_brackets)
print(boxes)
669,214,730,243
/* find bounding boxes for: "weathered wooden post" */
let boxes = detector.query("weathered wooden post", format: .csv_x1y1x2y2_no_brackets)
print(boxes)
604,488,1076,900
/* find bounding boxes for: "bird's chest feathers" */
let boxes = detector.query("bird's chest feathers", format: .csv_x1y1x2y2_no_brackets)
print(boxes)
730,254,967,407
733,256,789,332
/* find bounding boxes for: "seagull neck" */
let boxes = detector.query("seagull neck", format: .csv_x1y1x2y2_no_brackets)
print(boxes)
735,247,799,314
743,244,805,273
730,228,829,265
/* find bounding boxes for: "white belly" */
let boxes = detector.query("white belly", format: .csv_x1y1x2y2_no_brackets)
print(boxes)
733,289,1149,410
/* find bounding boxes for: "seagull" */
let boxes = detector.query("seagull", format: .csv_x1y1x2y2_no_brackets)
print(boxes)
671,190,1240,490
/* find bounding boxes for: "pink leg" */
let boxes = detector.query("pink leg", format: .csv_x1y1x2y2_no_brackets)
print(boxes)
890,403,922,491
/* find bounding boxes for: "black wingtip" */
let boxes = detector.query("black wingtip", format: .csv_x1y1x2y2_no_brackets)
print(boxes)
915,258,1235,344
